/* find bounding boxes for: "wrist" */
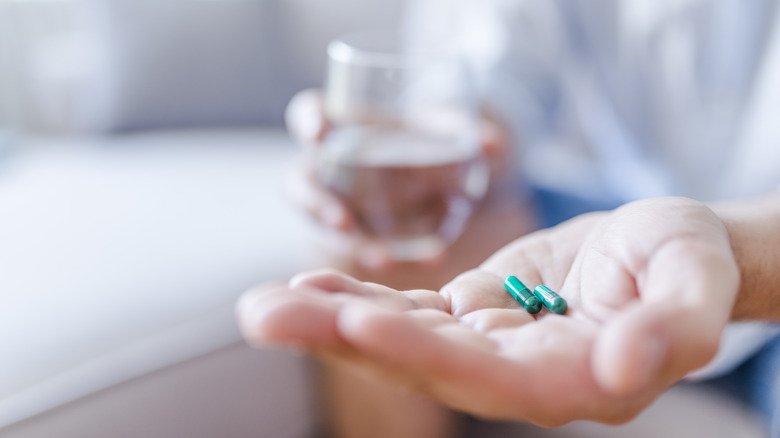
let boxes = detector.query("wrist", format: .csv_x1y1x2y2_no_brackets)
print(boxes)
712,195,780,320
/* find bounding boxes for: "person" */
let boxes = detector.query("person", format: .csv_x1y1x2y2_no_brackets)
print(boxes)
238,0,780,434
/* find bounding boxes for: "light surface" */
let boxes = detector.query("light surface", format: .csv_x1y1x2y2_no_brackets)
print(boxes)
0,129,310,427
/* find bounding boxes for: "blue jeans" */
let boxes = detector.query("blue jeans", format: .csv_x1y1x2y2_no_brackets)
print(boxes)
708,334,780,435
531,186,622,227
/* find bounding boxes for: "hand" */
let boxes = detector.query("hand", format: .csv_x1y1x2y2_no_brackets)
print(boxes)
284,89,515,271
238,197,739,426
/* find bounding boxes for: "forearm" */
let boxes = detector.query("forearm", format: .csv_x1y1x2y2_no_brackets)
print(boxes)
712,193,780,320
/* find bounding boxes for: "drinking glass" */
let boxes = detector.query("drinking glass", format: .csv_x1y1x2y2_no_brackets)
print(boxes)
317,30,488,261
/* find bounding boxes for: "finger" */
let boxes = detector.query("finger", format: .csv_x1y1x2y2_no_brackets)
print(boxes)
406,308,459,328
336,302,615,425
282,165,400,269
335,301,652,425
291,269,447,311
440,269,520,318
290,269,392,295
569,236,636,321
592,238,738,396
400,289,450,312
237,282,422,350
285,89,329,147
485,316,653,424
433,324,498,353
406,308,499,352
336,301,533,419
281,165,396,268
463,238,548,317
459,308,535,334
284,164,353,231
309,308,459,381
236,284,344,349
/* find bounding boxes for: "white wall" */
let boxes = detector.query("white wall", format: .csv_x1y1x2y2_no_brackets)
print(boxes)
0,1,90,133
0,0,405,134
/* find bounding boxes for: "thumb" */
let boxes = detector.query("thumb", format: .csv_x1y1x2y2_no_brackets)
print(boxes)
285,89,329,147
591,239,738,396
591,303,721,397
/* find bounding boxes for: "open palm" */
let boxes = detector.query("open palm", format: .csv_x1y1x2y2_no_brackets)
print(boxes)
238,197,739,426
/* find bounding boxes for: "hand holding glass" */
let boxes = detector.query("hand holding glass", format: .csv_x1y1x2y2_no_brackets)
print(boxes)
317,31,488,261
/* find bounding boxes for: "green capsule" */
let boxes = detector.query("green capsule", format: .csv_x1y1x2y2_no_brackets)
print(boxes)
534,285,568,314
504,276,542,314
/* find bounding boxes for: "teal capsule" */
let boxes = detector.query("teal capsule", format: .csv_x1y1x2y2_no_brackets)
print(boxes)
533,285,568,314
504,276,542,314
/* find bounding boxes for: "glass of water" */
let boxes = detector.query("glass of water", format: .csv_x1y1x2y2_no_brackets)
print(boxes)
316,30,488,261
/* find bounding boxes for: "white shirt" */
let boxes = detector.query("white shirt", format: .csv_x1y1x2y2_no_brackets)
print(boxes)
404,0,780,377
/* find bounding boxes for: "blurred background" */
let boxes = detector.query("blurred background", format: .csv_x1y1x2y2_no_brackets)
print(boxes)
0,1,401,437
0,1,772,437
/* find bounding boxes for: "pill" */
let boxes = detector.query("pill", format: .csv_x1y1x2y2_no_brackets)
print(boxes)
504,276,542,314
533,285,568,314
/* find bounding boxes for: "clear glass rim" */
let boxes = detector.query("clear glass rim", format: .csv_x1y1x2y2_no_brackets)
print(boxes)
328,29,453,68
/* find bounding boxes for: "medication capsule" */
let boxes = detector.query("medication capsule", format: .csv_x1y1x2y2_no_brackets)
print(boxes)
533,285,568,314
504,276,542,314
